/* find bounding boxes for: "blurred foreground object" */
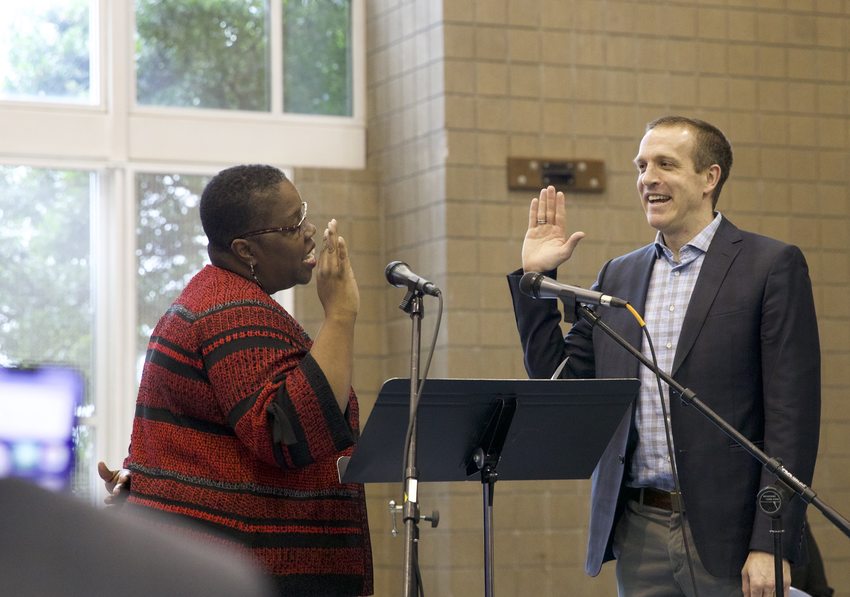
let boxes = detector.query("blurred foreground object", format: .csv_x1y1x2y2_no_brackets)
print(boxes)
0,477,274,597
0,365,81,491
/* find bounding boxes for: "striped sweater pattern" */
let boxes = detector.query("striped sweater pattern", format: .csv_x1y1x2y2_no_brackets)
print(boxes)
125,265,373,595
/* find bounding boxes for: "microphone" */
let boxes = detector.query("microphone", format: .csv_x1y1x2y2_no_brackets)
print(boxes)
385,261,441,297
519,272,628,308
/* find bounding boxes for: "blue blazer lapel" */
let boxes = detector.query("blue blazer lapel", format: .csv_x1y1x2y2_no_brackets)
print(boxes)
624,246,657,355
671,218,743,376
596,245,656,379
624,245,657,318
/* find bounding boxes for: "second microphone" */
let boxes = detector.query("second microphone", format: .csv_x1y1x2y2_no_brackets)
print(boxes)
385,261,441,297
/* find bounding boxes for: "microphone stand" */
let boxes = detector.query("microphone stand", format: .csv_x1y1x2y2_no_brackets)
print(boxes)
572,303,850,589
399,288,423,597
757,482,793,597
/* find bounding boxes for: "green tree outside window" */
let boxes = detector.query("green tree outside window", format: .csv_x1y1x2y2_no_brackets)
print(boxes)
0,167,93,376
135,0,271,111
283,0,352,116
135,172,211,370
0,0,91,102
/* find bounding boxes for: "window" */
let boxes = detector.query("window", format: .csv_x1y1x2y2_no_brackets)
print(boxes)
134,0,355,116
135,1,271,111
0,1,96,105
0,0,364,167
0,1,362,501
135,172,211,372
283,0,353,116
0,166,94,377
0,165,96,494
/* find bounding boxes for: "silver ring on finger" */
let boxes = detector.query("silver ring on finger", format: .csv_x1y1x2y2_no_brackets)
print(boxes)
537,218,546,225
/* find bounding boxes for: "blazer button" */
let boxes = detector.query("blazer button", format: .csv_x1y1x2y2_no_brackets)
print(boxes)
618,455,625,464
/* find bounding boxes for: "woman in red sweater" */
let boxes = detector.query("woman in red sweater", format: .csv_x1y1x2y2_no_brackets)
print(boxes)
102,164,372,596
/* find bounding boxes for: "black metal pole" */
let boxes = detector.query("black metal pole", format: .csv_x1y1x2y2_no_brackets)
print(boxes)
469,398,515,597
758,483,790,597
773,517,784,597
402,293,423,597
482,470,496,597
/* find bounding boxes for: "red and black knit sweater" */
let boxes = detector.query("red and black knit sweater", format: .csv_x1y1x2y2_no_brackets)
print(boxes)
124,265,373,596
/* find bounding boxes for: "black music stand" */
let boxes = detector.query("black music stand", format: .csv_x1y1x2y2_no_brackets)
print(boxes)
341,377,639,596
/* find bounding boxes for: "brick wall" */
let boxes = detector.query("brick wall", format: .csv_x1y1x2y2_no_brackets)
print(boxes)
299,0,850,594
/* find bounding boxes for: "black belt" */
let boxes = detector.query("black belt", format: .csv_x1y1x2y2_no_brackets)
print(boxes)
624,487,685,513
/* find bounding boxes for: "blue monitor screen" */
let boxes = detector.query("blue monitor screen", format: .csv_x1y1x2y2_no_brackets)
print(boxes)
0,365,83,491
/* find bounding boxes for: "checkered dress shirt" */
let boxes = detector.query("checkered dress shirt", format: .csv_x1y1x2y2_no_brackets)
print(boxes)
628,213,723,491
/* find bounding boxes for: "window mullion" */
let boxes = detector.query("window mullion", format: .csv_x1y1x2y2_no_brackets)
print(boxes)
91,166,137,491
270,0,283,114
352,0,365,123
106,0,131,163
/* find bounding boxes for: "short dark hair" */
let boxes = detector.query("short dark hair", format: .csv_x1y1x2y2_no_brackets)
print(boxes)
200,164,289,248
646,116,733,207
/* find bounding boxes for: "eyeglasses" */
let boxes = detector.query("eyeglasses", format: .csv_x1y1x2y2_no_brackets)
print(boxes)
237,202,308,241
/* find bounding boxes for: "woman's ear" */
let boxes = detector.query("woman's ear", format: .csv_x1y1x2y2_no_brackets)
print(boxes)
230,238,254,263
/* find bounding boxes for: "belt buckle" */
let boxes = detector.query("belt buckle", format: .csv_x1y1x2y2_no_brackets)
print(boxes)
669,491,684,513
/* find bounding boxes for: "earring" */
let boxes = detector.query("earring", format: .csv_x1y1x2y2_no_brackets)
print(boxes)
249,261,265,292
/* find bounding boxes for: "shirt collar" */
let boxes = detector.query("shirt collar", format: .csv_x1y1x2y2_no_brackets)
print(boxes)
653,212,723,261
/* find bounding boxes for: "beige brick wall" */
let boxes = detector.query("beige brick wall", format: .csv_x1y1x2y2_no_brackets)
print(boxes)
299,0,850,594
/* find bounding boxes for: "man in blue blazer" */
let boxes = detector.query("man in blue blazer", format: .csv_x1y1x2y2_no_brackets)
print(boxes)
508,116,820,596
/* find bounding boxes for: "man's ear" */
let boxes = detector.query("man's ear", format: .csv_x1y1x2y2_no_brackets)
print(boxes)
704,164,721,197
229,238,253,262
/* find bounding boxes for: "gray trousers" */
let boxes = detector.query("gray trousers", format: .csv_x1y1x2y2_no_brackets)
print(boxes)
612,499,744,597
